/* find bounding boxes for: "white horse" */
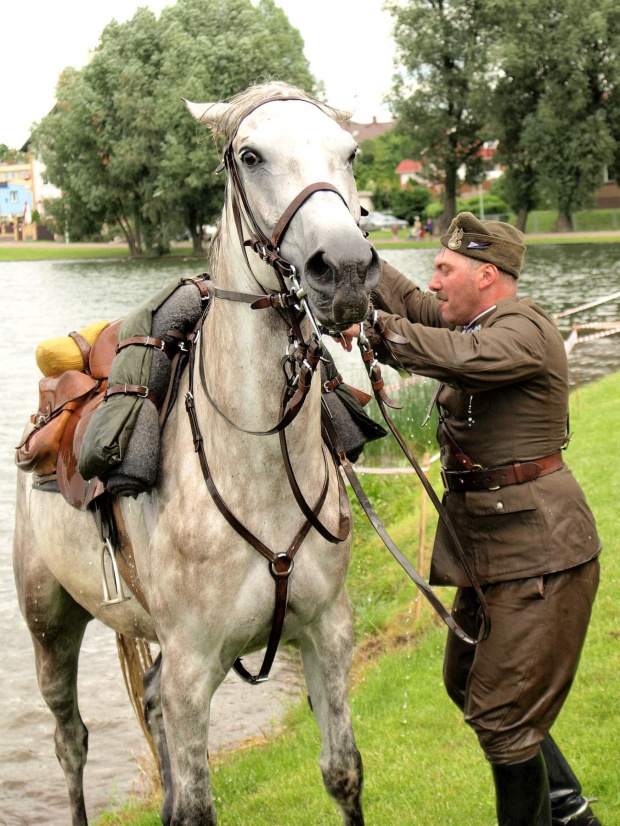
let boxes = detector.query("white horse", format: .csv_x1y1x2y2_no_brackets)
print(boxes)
13,82,380,826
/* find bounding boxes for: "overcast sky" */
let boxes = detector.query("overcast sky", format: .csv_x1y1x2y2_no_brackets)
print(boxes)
1,0,396,149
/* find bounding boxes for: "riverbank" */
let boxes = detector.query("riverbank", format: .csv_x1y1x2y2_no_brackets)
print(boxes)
98,372,620,825
2,229,620,261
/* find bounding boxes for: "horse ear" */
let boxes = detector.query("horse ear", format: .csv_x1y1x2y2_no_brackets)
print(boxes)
183,99,231,128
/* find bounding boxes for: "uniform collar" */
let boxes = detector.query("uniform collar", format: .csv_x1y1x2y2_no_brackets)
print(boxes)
462,304,497,333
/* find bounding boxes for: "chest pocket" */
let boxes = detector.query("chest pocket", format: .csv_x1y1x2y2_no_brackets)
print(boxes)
464,483,548,580
438,386,490,420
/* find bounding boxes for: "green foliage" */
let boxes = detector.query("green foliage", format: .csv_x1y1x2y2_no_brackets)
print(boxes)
0,144,28,163
32,0,315,254
457,192,511,220
372,185,431,222
386,0,502,232
388,0,620,232
491,0,620,227
354,128,416,190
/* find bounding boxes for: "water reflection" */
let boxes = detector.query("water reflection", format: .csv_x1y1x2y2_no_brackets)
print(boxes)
0,244,618,823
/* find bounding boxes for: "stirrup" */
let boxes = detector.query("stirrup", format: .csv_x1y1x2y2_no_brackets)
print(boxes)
100,537,130,606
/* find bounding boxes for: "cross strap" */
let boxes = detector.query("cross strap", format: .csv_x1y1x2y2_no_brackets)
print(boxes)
184,309,343,684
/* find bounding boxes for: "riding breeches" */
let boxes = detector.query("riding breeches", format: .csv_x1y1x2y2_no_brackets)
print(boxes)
443,557,600,764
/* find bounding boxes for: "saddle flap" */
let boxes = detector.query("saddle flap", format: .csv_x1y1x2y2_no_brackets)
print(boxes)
89,319,122,379
57,391,106,510
38,370,99,419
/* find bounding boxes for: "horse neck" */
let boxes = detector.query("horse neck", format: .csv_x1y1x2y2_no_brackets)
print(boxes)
201,220,324,474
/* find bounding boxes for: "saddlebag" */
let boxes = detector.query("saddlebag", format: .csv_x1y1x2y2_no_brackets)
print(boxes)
15,371,100,475
78,278,205,494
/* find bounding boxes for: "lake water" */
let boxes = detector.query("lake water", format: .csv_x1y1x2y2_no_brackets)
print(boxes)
0,244,618,824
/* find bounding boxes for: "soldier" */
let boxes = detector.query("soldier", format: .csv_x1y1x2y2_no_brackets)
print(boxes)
336,212,601,826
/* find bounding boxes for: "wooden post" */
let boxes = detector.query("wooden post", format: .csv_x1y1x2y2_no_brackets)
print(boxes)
414,452,430,621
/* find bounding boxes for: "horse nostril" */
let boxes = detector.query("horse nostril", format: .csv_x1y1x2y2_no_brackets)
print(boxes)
305,251,332,283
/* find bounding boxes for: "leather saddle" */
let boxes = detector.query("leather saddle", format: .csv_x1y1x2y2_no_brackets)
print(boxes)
16,320,123,510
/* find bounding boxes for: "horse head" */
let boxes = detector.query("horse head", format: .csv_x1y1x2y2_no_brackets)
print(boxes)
185,83,381,330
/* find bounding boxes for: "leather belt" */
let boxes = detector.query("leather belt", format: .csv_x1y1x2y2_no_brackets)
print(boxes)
441,451,564,492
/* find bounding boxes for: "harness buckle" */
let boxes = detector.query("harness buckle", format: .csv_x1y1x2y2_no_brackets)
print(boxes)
145,336,166,352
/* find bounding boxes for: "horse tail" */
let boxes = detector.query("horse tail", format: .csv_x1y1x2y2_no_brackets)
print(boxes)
116,634,158,768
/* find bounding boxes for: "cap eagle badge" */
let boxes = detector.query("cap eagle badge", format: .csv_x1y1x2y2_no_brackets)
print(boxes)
448,227,464,250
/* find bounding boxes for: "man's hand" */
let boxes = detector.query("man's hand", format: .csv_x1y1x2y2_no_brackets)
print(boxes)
332,324,360,351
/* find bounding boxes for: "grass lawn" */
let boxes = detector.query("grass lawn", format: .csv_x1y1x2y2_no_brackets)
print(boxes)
0,244,206,262
3,229,620,262
97,372,620,826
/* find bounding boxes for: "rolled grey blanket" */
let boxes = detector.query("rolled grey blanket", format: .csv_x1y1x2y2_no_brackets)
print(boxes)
105,399,160,496
102,283,203,496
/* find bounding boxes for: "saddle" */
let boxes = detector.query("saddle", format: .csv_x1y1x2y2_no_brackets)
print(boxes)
16,320,123,508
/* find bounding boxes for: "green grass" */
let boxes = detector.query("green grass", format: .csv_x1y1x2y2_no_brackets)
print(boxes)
0,244,207,262
0,244,132,261
97,371,620,826
2,226,620,262
526,208,620,234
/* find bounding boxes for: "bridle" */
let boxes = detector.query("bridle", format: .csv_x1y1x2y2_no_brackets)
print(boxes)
184,96,490,684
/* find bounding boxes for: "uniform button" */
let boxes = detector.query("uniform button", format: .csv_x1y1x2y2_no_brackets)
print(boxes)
496,501,504,510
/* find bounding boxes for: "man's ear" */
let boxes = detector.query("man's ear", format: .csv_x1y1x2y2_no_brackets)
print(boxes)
477,262,499,290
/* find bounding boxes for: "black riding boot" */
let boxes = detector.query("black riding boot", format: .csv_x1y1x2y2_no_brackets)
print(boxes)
492,750,552,826
541,735,601,825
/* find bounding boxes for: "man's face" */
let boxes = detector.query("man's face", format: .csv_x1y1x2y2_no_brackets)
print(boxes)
429,248,485,326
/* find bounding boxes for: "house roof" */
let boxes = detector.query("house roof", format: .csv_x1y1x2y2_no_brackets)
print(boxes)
395,159,423,174
345,117,397,142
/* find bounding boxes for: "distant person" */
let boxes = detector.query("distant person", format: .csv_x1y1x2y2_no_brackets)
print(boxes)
426,217,433,236
335,212,601,826
391,223,400,239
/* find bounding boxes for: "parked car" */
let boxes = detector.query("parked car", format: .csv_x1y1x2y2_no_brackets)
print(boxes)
360,211,408,232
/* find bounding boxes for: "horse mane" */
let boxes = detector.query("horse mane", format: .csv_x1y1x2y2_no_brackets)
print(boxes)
208,82,352,271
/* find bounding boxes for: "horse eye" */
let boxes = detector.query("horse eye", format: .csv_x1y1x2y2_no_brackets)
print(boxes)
348,148,358,165
241,151,261,168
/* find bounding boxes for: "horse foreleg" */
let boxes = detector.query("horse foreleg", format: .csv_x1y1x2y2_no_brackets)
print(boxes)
300,590,364,826
16,550,92,825
160,642,223,826
144,652,173,826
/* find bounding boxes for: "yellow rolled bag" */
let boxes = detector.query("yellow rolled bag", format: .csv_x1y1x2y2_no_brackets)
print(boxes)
36,320,110,376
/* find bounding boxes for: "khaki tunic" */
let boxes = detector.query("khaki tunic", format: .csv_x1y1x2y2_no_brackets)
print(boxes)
366,261,601,587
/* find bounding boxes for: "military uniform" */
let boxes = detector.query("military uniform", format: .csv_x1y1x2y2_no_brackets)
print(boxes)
364,243,601,823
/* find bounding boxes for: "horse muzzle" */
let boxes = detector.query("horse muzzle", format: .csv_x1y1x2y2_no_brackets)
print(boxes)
303,238,381,329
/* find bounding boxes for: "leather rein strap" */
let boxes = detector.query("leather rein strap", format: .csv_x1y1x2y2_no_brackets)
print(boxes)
184,297,344,684
342,328,491,645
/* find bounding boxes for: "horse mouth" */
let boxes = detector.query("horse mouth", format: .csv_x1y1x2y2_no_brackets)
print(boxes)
303,248,381,331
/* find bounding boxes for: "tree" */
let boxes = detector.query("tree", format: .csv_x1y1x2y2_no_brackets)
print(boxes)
494,0,619,231
151,0,315,254
353,127,416,191
386,0,501,232
0,144,28,163
33,0,315,254
372,185,431,222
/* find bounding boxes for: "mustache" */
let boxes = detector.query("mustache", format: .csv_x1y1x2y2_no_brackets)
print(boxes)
435,293,448,302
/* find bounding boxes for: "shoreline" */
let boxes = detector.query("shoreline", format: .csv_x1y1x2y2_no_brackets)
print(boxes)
1,230,620,262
